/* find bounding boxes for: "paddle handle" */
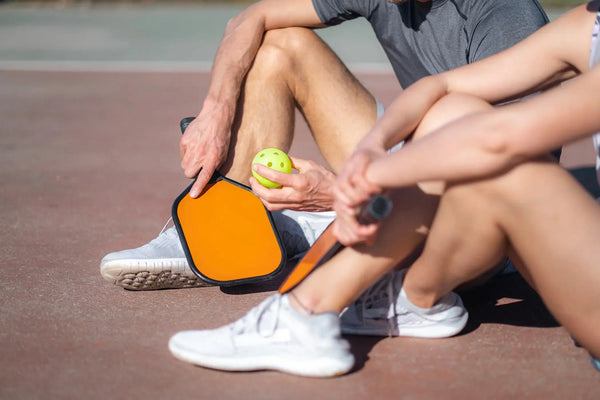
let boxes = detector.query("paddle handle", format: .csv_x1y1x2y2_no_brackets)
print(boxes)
180,117,195,134
357,194,393,224
278,194,393,294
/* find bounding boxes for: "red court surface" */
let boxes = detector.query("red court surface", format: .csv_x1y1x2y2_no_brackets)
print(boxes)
1,70,599,399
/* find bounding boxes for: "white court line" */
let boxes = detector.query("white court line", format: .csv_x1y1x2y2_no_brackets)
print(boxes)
0,60,393,74
0,60,214,73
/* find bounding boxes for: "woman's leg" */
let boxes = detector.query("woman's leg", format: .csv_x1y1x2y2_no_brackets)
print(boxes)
402,172,512,307
495,162,600,357
289,185,439,314
403,159,600,357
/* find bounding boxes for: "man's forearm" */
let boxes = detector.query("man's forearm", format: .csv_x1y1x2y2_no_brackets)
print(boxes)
201,0,324,120
202,8,267,121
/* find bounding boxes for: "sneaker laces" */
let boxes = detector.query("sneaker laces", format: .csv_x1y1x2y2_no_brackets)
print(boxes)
231,294,282,338
159,217,173,234
143,218,180,250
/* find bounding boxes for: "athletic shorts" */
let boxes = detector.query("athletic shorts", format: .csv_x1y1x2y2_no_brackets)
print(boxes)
375,99,405,153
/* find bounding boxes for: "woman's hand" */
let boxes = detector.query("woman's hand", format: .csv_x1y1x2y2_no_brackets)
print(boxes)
332,145,386,246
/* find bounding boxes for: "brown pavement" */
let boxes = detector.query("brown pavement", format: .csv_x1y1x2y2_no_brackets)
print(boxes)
1,69,599,400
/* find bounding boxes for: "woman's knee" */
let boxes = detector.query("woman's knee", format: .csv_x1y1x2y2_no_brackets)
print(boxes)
412,93,493,141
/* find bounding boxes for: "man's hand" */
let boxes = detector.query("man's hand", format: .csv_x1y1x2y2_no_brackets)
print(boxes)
249,156,336,212
180,106,232,198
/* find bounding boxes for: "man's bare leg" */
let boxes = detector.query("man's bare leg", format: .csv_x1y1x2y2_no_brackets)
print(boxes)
219,27,379,183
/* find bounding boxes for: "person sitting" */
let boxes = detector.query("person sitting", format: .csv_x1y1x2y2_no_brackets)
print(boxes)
100,0,548,291
168,1,600,377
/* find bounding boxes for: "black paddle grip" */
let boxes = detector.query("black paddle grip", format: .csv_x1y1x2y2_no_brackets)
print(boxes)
180,117,196,134
357,194,393,225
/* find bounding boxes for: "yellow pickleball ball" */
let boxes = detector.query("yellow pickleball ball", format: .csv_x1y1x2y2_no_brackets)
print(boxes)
251,148,292,188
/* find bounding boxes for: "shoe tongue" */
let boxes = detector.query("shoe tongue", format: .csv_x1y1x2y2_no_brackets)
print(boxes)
158,226,183,250
361,273,395,318
164,226,178,240
257,307,278,333
237,294,281,335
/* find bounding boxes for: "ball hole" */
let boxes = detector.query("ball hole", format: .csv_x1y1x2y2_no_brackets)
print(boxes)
267,162,273,168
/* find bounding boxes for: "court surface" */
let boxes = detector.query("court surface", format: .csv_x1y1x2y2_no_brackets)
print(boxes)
1,4,599,399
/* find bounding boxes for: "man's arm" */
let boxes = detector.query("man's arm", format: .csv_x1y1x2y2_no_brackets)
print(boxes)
182,0,324,198
467,0,548,64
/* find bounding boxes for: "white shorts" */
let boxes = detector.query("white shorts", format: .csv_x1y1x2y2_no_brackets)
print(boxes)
375,99,404,153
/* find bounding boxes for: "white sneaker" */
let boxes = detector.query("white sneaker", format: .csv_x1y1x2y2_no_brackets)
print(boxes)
101,210,335,290
340,269,468,338
168,294,354,377
272,210,336,259
100,220,207,290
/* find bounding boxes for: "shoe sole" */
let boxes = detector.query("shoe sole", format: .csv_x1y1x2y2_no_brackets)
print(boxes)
100,259,211,290
168,339,353,378
341,312,469,338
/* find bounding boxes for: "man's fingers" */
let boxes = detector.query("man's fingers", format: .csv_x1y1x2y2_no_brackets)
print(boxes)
249,176,277,200
180,121,196,158
289,155,310,170
252,164,296,187
251,160,336,212
181,150,203,179
249,176,299,210
189,177,207,198
189,167,214,198
182,158,199,179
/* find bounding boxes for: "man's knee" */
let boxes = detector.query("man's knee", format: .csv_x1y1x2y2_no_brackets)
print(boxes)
251,27,322,76
263,27,321,51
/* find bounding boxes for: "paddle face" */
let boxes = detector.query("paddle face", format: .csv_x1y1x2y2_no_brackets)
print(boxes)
173,176,286,286
278,194,392,293
173,117,286,286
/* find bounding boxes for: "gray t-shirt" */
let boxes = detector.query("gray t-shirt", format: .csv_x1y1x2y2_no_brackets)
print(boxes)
312,0,548,88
